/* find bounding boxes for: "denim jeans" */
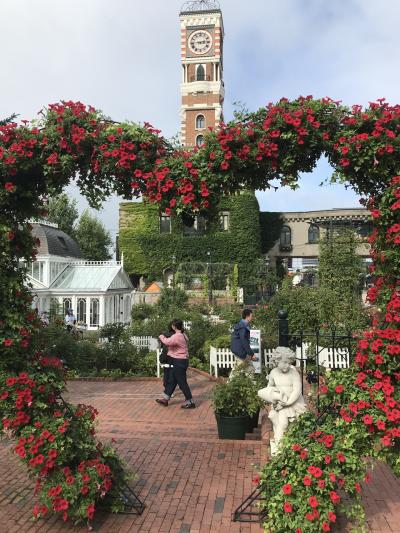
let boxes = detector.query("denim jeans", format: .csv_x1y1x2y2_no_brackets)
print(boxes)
164,358,192,401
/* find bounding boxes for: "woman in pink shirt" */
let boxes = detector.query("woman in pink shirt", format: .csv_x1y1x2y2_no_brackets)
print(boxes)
156,319,195,409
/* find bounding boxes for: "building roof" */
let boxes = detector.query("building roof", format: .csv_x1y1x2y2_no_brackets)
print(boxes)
180,0,220,14
31,223,82,258
50,264,133,292
145,281,164,293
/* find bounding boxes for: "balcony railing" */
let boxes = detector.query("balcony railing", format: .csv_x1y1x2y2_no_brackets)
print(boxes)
189,75,211,82
279,244,293,252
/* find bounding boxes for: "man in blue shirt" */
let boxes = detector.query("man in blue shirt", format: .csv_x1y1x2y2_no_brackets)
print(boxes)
231,309,257,373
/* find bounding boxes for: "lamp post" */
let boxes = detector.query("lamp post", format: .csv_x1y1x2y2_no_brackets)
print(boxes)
207,250,212,306
172,254,176,288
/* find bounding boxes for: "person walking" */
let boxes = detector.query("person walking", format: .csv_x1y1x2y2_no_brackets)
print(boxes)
156,319,195,409
230,308,257,376
159,321,175,391
65,309,76,333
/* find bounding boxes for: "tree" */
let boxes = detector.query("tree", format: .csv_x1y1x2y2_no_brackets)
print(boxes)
46,193,78,236
0,113,17,126
75,209,113,261
318,227,363,298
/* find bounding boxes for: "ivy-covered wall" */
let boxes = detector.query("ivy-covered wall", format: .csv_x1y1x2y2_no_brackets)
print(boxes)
119,191,262,285
259,212,284,254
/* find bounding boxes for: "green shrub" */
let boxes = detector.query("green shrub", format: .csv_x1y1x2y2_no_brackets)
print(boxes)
131,302,155,321
211,369,264,417
158,287,188,312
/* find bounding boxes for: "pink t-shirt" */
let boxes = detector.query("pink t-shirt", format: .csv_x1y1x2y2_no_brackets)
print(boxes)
159,332,189,359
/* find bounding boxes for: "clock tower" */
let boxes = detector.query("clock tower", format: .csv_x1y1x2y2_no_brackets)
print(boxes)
179,1,224,148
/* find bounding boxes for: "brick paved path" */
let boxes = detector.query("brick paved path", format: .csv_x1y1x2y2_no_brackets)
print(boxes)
0,371,399,532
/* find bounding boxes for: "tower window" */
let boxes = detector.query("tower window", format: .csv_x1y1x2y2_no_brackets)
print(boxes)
308,224,320,244
196,135,204,148
160,214,171,234
196,114,205,129
196,64,205,81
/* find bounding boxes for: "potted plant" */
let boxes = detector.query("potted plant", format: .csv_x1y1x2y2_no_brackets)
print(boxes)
211,368,263,439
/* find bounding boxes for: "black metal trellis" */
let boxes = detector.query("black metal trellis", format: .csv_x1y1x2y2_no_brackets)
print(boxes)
233,485,268,523
56,392,145,515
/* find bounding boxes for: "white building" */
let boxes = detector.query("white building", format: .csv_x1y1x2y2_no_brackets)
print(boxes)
27,222,133,330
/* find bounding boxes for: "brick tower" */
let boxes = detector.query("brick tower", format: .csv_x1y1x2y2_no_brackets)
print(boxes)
179,1,224,147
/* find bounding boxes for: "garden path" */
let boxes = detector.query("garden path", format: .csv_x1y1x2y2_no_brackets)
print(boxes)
0,371,398,532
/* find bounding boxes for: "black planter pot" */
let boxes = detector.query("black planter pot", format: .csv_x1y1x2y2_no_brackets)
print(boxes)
215,413,250,440
247,409,260,432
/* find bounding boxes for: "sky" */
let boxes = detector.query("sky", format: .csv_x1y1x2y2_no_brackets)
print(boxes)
2,0,400,243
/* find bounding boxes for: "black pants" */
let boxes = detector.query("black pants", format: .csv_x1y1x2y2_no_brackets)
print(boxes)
163,365,173,389
165,358,192,401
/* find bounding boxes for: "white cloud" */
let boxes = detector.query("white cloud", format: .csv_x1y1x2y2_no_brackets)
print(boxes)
2,0,399,237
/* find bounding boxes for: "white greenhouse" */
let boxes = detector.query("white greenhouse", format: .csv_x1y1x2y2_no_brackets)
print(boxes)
26,222,133,330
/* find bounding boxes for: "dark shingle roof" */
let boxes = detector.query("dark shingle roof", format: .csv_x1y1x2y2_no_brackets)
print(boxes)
31,224,82,258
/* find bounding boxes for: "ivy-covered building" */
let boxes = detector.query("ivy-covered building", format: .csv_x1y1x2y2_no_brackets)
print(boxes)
118,193,371,298
118,191,261,292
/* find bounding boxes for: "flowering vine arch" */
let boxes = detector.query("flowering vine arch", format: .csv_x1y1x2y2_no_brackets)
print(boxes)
0,97,399,530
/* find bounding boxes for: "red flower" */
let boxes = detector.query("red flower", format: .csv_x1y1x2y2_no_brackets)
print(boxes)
282,483,292,495
334,385,344,394
330,491,340,504
46,153,58,165
3,339,13,347
308,496,319,508
283,502,293,513
300,449,308,460
307,466,323,478
4,182,15,192
336,453,346,463
322,522,331,532
303,476,312,486
328,511,336,522
53,498,69,512
252,474,260,486
381,435,392,446
87,503,95,520
363,414,373,425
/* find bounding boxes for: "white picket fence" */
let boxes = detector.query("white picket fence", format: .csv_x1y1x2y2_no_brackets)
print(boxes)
209,347,277,377
209,344,350,377
131,336,159,351
264,342,350,369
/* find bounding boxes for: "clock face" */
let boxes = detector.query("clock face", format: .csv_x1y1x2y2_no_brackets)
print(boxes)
189,30,212,55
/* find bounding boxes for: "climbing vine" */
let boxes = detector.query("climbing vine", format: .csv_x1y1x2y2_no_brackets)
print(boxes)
0,96,399,529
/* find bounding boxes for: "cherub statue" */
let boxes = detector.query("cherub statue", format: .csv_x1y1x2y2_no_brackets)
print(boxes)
258,346,306,454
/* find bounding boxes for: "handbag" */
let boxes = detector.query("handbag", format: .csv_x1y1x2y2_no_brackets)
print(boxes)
159,348,169,365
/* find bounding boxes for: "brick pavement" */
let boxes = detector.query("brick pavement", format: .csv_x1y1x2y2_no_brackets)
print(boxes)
0,370,398,532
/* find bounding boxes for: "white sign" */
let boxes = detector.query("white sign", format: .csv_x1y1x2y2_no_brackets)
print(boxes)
250,329,261,374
